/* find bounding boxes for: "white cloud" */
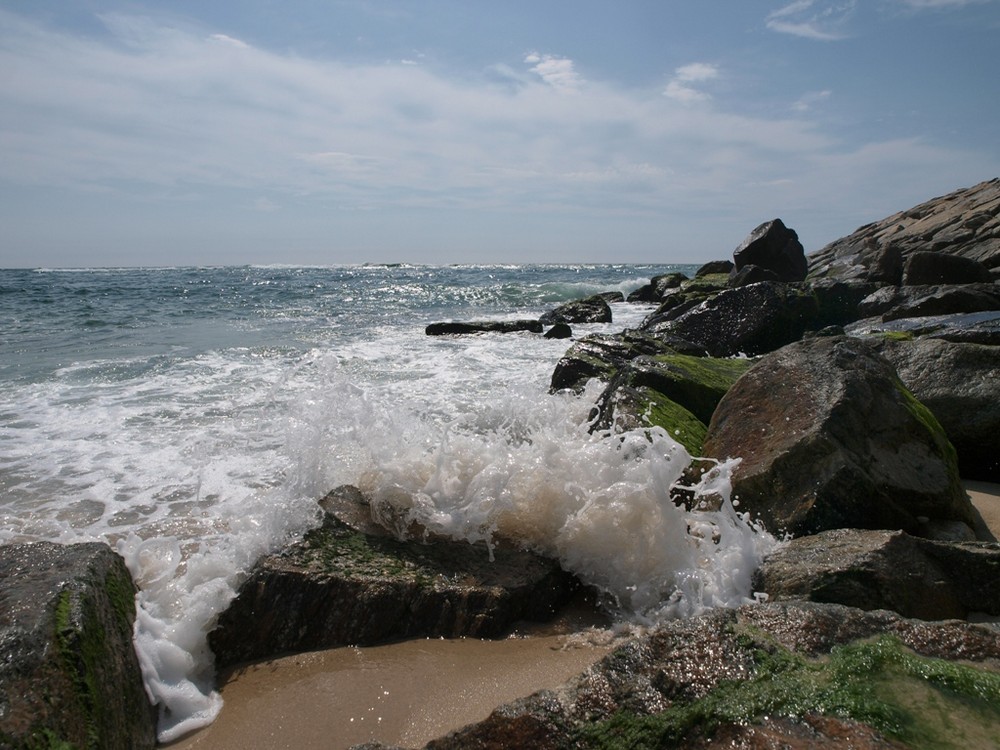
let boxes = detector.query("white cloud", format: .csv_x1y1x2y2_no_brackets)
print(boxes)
898,0,993,7
664,62,719,102
524,52,582,92
209,33,249,49
253,197,279,211
766,1,857,40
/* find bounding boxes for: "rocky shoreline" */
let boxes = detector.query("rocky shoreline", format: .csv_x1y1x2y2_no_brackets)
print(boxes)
3,178,999,749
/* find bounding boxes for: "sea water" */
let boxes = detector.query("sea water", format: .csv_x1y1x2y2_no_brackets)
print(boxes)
0,264,776,741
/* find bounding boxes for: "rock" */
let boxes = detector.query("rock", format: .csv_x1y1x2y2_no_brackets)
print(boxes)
549,331,686,393
0,542,156,750
539,295,613,325
868,241,904,285
870,337,1000,482
590,354,752,455
702,336,975,537
695,260,735,276
544,322,572,339
902,250,993,285
208,515,578,667
409,601,1000,750
595,291,625,304
753,529,1000,620
847,310,1000,346
645,281,820,358
808,178,1000,281
808,279,881,328
626,273,689,302
858,283,1000,322
727,263,780,287
425,320,543,335
733,219,808,282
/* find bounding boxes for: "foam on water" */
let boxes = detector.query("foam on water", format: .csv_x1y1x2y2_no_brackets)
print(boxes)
0,265,776,742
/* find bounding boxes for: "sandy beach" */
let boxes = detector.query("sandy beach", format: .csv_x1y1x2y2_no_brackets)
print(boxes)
167,481,1000,750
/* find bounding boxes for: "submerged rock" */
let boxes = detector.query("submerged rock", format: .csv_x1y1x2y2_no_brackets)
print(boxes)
209,511,577,667
396,601,1000,750
702,336,975,537
425,319,543,335
0,542,156,750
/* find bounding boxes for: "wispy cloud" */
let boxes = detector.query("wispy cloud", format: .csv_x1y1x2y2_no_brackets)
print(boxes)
663,62,719,103
898,0,994,7
0,8,985,244
766,1,857,40
792,89,832,112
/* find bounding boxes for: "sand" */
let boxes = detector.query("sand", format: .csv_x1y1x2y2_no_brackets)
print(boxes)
166,481,1000,750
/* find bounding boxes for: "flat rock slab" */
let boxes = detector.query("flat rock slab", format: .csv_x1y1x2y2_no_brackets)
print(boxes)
425,320,542,335
209,518,577,667
754,528,1000,620
0,541,156,750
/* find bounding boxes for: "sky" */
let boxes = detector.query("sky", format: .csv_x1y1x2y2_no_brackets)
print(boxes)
1,1,998,268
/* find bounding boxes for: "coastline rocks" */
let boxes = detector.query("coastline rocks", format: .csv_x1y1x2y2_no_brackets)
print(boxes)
209,512,577,667
590,354,752,455
702,336,974,537
902,250,993,285
871,336,1000,482
387,601,1000,750
426,319,543,335
857,282,1000,322
549,331,689,393
807,178,1000,281
626,272,688,302
540,294,613,325
754,529,1000,620
732,218,808,282
643,281,820,358
0,542,156,750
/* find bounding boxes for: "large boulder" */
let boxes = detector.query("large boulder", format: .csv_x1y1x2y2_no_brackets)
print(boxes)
871,337,1000,482
399,601,1000,750
644,281,820,358
733,219,808,282
701,336,975,537
902,250,993,285
209,509,577,667
539,295,612,325
0,542,156,750
754,529,1000,620
590,354,752,455
808,178,1000,281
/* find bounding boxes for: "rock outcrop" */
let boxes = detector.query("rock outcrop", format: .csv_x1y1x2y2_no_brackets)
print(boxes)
209,497,577,667
0,542,156,750
702,336,974,538
808,178,1000,281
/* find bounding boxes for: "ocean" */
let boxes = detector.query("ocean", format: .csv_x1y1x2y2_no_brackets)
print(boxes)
0,264,775,741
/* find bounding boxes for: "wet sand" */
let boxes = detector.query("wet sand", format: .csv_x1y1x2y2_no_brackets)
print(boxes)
166,630,614,750
166,481,1000,750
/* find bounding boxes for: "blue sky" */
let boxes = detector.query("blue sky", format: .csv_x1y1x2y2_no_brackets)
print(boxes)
1,0,998,267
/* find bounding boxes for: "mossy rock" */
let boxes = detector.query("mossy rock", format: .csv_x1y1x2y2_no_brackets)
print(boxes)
0,542,156,750
591,354,751,454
